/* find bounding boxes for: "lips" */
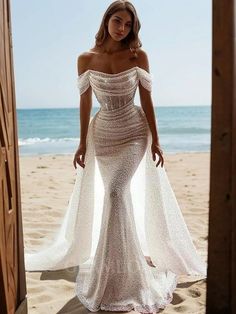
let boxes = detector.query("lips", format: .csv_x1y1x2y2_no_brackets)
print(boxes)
116,33,123,36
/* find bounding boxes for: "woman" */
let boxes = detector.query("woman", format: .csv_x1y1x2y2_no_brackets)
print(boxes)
25,1,207,313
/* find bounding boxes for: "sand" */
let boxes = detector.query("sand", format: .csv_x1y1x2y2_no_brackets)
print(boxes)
20,152,209,314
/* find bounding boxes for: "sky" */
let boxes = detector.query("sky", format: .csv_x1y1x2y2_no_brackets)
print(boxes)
11,0,212,109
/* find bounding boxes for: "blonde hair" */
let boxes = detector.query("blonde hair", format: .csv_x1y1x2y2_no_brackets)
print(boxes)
94,0,142,59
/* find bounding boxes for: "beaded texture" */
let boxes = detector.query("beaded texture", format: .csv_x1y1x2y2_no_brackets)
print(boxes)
24,66,207,314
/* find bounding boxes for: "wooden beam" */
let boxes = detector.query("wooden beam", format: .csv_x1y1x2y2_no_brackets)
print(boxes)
0,0,28,312
231,1,236,311
207,1,236,312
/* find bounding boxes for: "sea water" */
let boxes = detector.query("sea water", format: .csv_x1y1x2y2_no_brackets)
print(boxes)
17,106,211,156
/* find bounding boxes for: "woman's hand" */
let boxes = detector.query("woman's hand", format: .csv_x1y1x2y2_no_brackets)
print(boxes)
151,141,164,167
73,143,86,169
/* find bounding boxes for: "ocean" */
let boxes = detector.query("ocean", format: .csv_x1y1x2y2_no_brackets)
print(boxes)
17,106,211,155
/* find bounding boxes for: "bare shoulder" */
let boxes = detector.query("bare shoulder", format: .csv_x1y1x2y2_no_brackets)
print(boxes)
136,48,150,72
77,51,94,75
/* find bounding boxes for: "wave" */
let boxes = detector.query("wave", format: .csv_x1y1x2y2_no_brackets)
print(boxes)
19,137,79,146
19,128,210,146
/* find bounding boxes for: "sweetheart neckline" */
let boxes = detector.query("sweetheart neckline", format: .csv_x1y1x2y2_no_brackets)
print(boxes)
78,66,150,78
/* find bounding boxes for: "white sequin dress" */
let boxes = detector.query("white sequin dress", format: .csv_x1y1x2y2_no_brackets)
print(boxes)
24,66,207,313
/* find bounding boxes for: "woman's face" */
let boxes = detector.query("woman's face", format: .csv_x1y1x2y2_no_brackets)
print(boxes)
107,10,132,42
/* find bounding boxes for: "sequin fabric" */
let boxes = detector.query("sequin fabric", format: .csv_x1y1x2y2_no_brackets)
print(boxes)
75,66,206,313
24,66,207,314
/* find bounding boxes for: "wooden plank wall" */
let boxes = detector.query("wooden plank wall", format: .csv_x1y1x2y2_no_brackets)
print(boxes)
0,0,27,313
206,1,236,313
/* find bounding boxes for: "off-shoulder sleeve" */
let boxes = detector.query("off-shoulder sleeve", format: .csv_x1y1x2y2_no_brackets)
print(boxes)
137,67,153,92
77,70,90,95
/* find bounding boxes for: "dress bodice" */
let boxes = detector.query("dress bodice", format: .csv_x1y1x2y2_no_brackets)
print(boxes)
77,66,153,111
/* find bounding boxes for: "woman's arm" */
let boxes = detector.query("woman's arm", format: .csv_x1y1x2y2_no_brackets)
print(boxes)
137,49,164,167
73,53,92,169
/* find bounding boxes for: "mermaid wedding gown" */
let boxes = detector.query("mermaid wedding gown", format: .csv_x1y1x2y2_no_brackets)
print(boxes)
24,66,207,313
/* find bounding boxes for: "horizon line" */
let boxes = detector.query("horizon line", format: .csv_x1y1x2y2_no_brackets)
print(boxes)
16,104,211,110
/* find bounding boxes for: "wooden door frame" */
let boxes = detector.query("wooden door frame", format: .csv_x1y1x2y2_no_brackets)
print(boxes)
206,1,236,312
0,0,27,313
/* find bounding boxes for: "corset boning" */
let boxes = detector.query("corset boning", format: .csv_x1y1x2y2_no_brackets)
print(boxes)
97,95,135,111
77,67,153,156
93,103,149,156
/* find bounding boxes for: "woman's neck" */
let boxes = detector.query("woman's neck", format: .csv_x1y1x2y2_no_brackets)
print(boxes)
99,37,127,54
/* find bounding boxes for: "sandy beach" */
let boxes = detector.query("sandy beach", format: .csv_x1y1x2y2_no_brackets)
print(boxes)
20,152,209,314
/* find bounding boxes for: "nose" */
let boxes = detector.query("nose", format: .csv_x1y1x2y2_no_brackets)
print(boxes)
118,24,125,32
